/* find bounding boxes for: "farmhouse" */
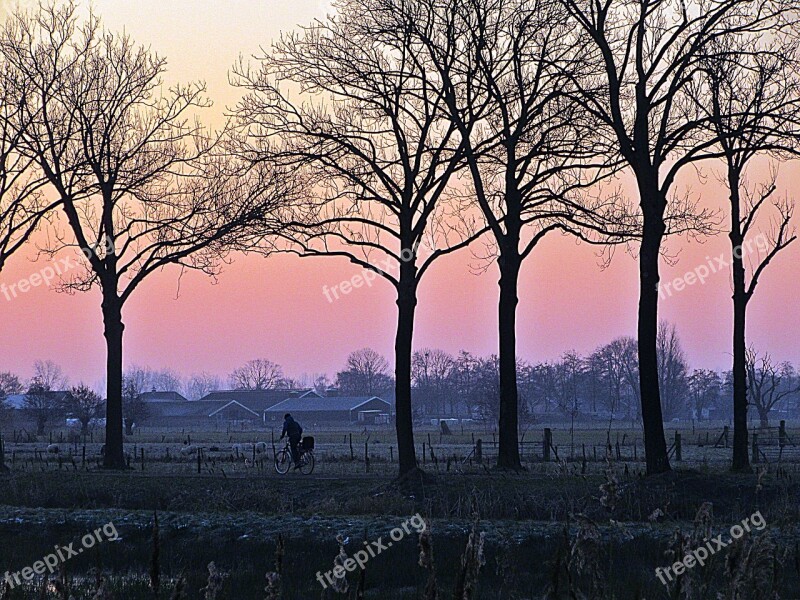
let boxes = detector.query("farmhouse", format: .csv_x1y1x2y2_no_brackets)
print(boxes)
200,389,314,414
264,395,392,424
139,391,189,403
138,389,317,428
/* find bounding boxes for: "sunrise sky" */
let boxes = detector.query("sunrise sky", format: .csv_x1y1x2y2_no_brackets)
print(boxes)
0,0,798,390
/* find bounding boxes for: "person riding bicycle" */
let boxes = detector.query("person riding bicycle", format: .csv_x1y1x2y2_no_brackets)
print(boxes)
280,413,303,469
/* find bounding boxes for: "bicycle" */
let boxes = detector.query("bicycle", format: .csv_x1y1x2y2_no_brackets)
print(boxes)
274,437,315,474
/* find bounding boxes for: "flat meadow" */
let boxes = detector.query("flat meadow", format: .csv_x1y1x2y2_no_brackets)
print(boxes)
1,422,799,598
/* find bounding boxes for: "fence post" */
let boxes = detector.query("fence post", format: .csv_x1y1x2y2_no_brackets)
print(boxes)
675,432,682,461
475,439,482,464
752,433,759,464
779,420,786,449
543,429,552,462
723,426,729,448
349,434,354,461
364,441,370,473
141,447,145,471
581,443,587,474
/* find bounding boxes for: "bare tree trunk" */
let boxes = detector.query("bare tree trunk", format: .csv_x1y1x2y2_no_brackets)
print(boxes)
102,292,126,469
394,264,419,477
729,170,751,472
731,300,750,470
757,407,769,429
497,250,522,469
638,193,670,474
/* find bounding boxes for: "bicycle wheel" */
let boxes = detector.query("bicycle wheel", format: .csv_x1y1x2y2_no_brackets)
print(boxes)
274,449,291,474
299,450,315,475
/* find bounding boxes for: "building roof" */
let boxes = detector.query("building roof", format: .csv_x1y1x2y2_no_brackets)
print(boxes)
139,391,329,422
145,400,225,419
208,400,260,418
4,391,72,409
199,389,317,412
140,391,188,403
265,395,390,414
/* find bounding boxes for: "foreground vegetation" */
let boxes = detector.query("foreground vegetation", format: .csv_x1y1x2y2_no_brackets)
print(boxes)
1,458,799,598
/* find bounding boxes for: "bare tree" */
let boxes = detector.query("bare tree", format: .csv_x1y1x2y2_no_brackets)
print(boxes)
23,361,73,435
185,372,222,400
656,322,690,420
0,371,21,429
124,366,182,394
23,382,58,435
1,2,299,467
293,373,331,396
65,384,104,437
0,371,23,397
0,55,52,275
121,375,150,435
412,348,456,416
555,0,793,473
453,353,538,422
552,352,585,420
692,33,799,471
402,0,628,468
590,337,640,418
32,359,67,391
232,0,485,477
336,348,393,396
688,369,722,421
746,349,799,428
149,370,183,394
229,359,285,391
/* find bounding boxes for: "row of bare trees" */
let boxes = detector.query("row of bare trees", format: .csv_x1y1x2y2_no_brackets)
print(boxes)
410,327,799,428
228,0,799,475
0,0,798,475
6,336,796,437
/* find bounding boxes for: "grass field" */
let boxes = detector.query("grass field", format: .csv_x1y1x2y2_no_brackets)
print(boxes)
1,424,799,598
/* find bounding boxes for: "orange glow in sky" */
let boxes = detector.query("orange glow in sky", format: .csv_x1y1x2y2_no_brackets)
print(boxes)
0,0,798,388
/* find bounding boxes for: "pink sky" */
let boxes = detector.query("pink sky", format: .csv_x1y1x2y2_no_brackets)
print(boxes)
0,0,798,387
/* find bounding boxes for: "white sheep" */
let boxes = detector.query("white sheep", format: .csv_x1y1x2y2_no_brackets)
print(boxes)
255,442,268,454
179,444,199,456
46,444,60,454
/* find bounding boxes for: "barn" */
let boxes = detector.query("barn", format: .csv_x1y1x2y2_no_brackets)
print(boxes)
200,389,316,414
138,389,318,428
264,395,392,424
139,391,189,403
